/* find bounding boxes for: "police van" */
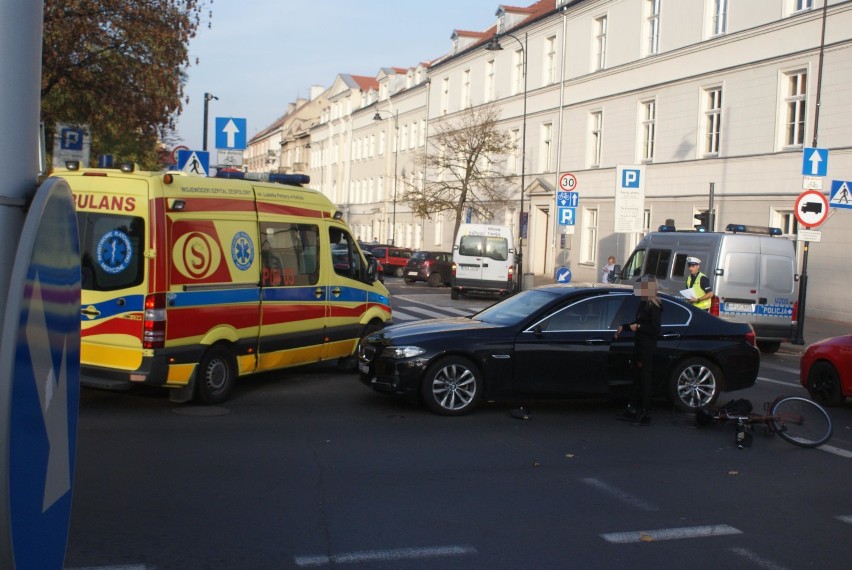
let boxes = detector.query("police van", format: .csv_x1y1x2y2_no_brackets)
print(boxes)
450,223,516,300
58,163,391,403
615,224,797,353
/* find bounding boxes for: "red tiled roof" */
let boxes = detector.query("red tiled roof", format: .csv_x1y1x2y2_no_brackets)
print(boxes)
351,75,379,91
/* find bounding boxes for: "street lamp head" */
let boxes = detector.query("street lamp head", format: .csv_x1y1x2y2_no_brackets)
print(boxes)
204,92,218,102
373,111,383,121
485,35,503,51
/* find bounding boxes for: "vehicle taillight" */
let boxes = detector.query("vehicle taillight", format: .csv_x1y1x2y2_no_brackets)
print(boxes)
791,300,799,324
451,262,457,277
745,328,756,347
508,264,514,282
709,295,720,317
423,260,432,268
143,293,166,349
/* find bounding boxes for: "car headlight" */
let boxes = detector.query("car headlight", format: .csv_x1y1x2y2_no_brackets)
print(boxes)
382,346,426,359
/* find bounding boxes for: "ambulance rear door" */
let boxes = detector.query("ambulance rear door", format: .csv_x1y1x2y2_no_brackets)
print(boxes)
74,175,149,380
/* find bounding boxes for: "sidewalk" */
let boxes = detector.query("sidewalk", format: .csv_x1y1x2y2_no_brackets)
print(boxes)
528,274,849,353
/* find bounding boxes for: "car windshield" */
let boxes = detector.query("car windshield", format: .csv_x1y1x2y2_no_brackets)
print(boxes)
411,252,429,261
473,289,560,326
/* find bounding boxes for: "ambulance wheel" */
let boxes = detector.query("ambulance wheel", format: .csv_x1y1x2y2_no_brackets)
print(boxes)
196,345,236,404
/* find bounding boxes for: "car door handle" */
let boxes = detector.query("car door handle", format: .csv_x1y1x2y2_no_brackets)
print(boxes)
585,338,607,345
81,306,101,317
661,333,681,340
314,287,324,299
330,287,342,297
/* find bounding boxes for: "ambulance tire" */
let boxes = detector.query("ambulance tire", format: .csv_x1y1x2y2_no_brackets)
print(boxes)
196,345,236,404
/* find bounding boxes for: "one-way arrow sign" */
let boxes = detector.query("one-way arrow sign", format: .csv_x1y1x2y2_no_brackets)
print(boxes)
215,117,247,150
802,147,828,177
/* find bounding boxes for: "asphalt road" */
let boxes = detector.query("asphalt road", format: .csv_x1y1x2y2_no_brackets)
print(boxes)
65,279,852,569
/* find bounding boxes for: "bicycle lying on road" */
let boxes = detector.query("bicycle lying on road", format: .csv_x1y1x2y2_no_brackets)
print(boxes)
695,395,833,449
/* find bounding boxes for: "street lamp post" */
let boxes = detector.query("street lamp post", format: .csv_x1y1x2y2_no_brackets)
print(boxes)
374,109,399,245
486,32,527,290
202,92,218,151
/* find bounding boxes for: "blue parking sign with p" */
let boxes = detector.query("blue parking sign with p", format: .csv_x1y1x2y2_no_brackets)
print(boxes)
559,207,575,225
622,169,641,188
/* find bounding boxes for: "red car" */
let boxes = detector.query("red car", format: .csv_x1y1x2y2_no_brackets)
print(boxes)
801,335,852,405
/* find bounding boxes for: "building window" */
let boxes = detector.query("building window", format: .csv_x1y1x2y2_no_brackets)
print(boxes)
461,69,471,109
441,77,449,115
644,0,660,56
512,49,524,95
410,122,418,149
510,128,521,175
790,0,813,13
419,119,426,146
784,71,807,147
593,15,607,71
773,209,798,236
704,87,722,156
589,111,603,168
543,35,557,85
640,99,656,162
710,0,727,36
485,59,495,102
582,208,598,264
540,123,553,172
378,131,386,155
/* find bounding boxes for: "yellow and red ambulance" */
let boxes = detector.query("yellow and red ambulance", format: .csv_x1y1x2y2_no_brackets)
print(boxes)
56,163,391,403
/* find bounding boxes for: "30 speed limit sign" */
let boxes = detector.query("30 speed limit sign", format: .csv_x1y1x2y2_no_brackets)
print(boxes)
559,172,577,191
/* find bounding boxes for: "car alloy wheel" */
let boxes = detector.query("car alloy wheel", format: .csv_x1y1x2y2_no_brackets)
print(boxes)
421,356,481,416
670,357,720,411
807,361,844,406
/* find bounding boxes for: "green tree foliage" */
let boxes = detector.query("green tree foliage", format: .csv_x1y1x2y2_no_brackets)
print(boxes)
42,0,210,169
405,104,517,241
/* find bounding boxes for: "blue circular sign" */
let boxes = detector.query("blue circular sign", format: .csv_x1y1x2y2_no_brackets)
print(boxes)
0,177,80,569
231,231,254,271
554,266,572,283
96,229,132,274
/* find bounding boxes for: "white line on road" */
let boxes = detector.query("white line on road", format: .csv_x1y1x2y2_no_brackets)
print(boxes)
757,376,799,387
389,310,418,321
729,547,790,570
600,524,742,544
820,445,852,458
68,566,148,570
404,305,461,318
835,515,852,524
293,545,477,567
581,477,659,511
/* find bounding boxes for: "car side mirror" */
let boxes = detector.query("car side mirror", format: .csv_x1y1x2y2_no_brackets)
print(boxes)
365,257,379,284
611,264,622,283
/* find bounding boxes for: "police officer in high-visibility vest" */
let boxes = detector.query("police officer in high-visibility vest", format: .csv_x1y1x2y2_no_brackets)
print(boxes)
685,256,713,310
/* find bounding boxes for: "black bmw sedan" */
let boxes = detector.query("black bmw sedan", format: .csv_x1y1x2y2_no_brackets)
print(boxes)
357,284,759,416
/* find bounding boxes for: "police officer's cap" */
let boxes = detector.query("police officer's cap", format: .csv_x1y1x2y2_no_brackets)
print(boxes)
686,257,701,265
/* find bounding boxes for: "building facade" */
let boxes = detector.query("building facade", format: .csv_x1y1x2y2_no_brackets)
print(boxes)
252,0,852,321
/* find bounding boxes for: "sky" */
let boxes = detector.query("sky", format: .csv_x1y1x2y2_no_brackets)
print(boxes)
173,0,502,152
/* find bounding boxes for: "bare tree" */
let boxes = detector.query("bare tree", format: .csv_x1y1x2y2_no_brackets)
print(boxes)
403,104,517,240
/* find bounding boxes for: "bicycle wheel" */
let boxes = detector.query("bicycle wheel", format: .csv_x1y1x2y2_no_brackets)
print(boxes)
769,396,833,448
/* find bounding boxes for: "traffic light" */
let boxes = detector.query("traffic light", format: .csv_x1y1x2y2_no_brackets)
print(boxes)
694,211,710,231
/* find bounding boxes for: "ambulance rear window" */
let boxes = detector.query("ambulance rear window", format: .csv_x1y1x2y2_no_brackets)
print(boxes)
77,212,145,291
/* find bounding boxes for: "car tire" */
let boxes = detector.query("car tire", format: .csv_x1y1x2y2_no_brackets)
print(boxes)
669,357,721,412
427,273,442,287
196,345,236,404
757,341,781,354
393,267,404,278
807,361,845,406
420,356,482,416
450,288,460,300
404,277,415,284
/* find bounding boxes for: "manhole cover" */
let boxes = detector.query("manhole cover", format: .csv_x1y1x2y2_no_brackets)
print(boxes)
172,406,230,417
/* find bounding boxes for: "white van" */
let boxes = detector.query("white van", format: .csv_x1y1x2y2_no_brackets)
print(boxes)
450,224,516,300
615,224,797,353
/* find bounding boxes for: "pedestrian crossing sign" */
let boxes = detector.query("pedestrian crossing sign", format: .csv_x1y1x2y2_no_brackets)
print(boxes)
829,180,852,210
176,149,209,176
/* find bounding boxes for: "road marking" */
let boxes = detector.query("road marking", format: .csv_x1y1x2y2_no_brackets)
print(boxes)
390,310,418,321
729,547,790,570
404,305,457,318
600,524,741,544
835,515,852,524
68,566,148,570
757,376,798,387
581,477,659,511
433,305,477,316
819,445,852,459
293,545,477,567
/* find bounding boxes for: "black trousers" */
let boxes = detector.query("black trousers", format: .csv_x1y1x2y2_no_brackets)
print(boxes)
629,342,655,412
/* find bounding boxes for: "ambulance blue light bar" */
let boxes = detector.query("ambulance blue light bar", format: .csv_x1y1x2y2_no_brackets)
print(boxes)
215,171,310,186
725,224,782,236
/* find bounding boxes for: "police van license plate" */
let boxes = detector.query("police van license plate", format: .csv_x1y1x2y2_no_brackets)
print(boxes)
726,302,754,313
